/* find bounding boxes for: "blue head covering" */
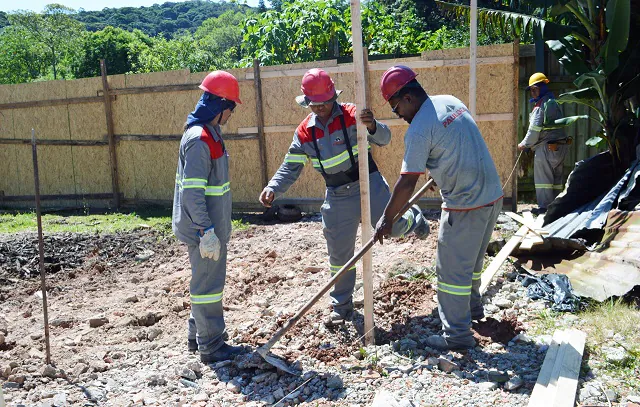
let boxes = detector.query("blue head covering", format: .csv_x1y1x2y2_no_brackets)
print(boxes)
186,92,236,128
530,82,552,104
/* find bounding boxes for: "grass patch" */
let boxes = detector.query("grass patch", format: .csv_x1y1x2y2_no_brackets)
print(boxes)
578,299,640,395
0,210,253,235
0,210,172,234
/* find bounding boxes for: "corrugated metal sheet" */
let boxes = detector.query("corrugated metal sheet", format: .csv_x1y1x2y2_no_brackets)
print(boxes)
519,210,640,301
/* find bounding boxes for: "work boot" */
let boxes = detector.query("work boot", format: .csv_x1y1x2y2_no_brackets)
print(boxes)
411,206,430,239
324,308,354,327
200,343,246,364
188,339,198,353
425,334,475,351
188,332,228,353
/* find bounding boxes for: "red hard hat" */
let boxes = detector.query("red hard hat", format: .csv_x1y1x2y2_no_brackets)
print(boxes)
300,69,337,103
380,65,418,101
199,70,242,104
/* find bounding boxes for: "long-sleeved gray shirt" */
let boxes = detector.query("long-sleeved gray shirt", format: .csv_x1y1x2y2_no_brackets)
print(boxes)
172,124,232,246
522,94,566,149
266,102,391,197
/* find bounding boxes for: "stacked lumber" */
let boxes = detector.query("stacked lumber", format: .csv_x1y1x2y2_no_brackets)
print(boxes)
528,329,587,407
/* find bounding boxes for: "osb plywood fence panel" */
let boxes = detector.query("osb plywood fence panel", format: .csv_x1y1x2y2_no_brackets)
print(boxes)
0,43,517,208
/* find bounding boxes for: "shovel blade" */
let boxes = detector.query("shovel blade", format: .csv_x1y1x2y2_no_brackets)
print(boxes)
257,347,300,375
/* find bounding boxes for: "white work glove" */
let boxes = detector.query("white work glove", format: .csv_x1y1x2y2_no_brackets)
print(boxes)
198,226,220,261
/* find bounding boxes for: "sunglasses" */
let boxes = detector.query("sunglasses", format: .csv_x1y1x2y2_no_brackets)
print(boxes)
228,102,236,112
391,99,402,116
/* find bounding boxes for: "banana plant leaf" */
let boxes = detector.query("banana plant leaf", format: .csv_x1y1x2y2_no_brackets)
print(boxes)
601,0,630,75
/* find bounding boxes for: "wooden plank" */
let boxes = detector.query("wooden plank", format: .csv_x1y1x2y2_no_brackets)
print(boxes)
528,330,566,407
505,211,549,237
237,113,513,135
469,0,477,117
114,134,257,141
552,330,586,407
244,57,516,80
350,0,375,346
480,225,528,294
0,138,108,146
107,83,200,95
100,59,120,209
253,59,269,188
0,96,104,110
511,39,520,212
0,193,118,202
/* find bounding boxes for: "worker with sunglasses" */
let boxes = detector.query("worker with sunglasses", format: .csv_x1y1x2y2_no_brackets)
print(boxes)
259,68,429,326
374,65,503,351
172,70,246,363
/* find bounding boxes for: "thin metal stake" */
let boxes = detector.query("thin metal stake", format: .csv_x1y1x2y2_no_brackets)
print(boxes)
31,128,52,365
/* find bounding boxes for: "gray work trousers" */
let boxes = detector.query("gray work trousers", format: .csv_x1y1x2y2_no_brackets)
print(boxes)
187,243,227,354
322,171,420,311
436,198,502,347
534,144,569,209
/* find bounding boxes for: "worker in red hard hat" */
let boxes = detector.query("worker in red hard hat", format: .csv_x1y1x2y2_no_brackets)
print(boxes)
375,65,503,351
172,70,247,363
259,68,429,326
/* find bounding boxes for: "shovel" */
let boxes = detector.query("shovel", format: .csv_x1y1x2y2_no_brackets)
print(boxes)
257,178,435,374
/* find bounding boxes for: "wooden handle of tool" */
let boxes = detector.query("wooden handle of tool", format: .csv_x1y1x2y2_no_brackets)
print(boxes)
260,178,434,352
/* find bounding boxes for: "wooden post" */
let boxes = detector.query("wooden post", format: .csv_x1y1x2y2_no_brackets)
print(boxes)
469,0,478,117
253,59,269,188
512,39,520,212
350,0,375,346
100,59,120,209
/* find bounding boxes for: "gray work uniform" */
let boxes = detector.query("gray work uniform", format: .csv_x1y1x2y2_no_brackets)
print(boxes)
266,102,421,312
402,95,503,347
172,123,232,355
521,93,569,209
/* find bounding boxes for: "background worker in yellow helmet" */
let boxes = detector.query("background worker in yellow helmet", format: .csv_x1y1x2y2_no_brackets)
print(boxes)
518,73,571,215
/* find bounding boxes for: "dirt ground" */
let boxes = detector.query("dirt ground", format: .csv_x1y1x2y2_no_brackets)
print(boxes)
0,211,521,406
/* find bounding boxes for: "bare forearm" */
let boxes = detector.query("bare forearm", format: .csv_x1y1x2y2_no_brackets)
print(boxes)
384,174,420,220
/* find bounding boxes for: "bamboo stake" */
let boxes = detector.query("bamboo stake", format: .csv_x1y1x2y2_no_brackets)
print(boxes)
253,59,269,188
31,129,52,366
100,59,120,209
350,0,375,346
511,38,520,212
469,0,478,117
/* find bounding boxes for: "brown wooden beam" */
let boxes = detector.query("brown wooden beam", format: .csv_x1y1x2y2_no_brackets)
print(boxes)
114,133,258,142
103,79,255,97
0,138,108,146
100,59,121,209
0,193,119,202
0,96,105,110
512,39,520,213
253,59,269,187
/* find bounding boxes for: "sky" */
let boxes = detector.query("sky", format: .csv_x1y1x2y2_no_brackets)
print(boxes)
0,0,261,13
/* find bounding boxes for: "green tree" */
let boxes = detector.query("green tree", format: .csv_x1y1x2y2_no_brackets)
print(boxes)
195,10,250,67
73,27,152,78
258,0,267,12
8,4,85,80
0,25,49,84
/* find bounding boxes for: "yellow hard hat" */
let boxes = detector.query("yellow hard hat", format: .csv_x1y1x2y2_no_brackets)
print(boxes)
527,72,550,89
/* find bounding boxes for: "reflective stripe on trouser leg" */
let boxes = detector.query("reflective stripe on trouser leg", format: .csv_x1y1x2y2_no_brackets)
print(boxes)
187,243,227,354
436,206,499,347
470,199,503,318
534,144,568,208
369,171,418,237
322,187,360,311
